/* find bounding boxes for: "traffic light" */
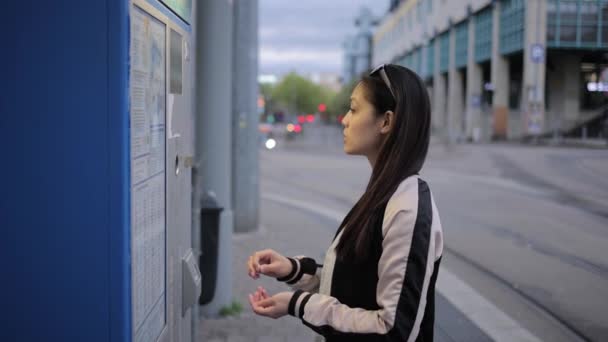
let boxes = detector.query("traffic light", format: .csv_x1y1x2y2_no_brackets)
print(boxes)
318,103,327,113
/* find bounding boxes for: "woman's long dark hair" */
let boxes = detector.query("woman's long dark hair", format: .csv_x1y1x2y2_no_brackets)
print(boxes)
335,64,431,263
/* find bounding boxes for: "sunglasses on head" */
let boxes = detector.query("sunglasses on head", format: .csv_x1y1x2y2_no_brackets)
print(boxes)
370,64,396,99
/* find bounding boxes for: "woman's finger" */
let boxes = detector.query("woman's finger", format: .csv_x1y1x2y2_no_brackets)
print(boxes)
251,249,280,278
252,252,263,271
256,297,275,308
259,262,276,276
249,255,261,278
258,286,269,300
251,298,275,314
255,287,263,300
247,257,253,277
255,290,262,302
256,249,276,267
248,256,258,277
250,293,263,306
257,288,267,300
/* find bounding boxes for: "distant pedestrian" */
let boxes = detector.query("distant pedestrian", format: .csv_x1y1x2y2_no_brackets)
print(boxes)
247,64,444,342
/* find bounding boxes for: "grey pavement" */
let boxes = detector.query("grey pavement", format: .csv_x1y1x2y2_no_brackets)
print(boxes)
196,199,329,342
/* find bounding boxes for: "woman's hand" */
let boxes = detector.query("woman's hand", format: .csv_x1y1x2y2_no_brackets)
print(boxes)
247,249,292,279
248,286,291,319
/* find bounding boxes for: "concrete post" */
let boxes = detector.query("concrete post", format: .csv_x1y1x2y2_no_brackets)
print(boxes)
447,26,464,142
194,0,234,316
432,39,446,137
491,1,510,139
522,0,547,136
422,42,433,106
466,18,483,142
232,0,259,233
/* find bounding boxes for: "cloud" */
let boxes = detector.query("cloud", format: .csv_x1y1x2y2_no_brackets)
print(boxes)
260,48,342,63
260,27,345,48
259,0,389,75
259,47,342,73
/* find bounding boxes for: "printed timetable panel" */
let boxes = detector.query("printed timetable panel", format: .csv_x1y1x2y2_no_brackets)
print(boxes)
130,5,167,342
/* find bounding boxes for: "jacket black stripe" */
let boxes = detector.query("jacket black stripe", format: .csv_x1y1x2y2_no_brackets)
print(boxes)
387,178,433,341
418,257,442,341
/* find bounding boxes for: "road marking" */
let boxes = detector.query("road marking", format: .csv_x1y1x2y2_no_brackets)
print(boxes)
263,192,542,342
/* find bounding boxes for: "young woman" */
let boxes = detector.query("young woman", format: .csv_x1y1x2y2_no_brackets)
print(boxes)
247,64,444,342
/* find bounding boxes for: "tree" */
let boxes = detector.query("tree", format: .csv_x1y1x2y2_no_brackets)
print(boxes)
259,82,274,100
271,72,335,115
327,80,358,123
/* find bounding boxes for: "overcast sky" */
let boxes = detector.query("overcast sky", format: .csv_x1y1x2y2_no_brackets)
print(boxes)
259,0,389,76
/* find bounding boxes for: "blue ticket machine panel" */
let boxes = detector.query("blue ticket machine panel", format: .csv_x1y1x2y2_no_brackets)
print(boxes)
3,1,198,341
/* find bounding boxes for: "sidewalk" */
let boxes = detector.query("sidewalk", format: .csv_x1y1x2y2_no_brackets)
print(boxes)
195,199,332,342
196,198,493,342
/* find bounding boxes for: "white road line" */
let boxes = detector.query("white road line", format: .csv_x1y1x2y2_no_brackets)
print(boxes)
262,192,542,342
437,269,541,342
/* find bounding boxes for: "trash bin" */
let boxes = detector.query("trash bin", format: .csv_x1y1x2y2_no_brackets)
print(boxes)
198,193,223,305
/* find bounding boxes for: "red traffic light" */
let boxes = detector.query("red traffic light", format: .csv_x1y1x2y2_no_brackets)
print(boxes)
318,103,326,112
297,115,306,124
306,114,315,123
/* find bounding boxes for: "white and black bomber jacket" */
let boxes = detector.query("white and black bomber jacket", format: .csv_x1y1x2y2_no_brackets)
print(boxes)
277,176,444,342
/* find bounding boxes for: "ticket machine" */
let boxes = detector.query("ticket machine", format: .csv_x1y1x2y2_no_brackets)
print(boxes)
3,1,200,341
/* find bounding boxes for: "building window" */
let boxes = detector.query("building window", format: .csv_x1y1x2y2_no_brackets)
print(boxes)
560,25,577,42
560,2,577,23
439,32,450,73
604,3,608,45
499,0,525,55
581,24,598,44
428,39,435,76
475,6,493,63
455,21,469,68
548,0,607,48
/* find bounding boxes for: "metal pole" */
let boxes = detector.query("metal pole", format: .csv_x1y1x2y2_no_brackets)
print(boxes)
193,0,234,319
232,0,259,233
